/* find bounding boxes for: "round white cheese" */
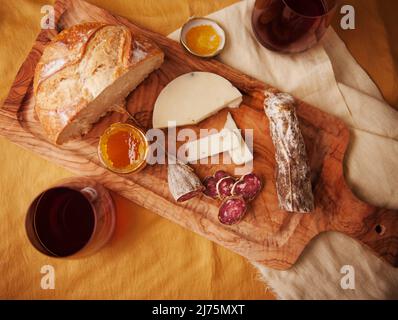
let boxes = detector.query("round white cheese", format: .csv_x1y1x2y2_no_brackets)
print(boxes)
152,72,242,129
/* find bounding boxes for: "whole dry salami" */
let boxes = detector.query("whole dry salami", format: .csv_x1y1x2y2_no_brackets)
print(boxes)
203,176,218,199
232,173,262,201
216,176,236,199
264,90,314,213
218,196,247,225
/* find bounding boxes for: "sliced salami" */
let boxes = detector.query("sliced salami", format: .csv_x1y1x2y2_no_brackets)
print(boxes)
214,170,229,182
218,196,247,225
177,190,203,202
232,173,262,201
216,176,236,199
202,176,218,199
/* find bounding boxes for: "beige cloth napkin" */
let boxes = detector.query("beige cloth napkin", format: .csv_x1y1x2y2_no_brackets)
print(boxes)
170,0,398,299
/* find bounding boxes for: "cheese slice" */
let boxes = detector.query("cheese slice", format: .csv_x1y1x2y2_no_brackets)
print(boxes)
224,112,253,165
182,113,254,165
184,129,240,162
152,72,242,128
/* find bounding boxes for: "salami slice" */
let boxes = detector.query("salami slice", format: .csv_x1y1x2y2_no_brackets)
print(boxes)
214,170,229,181
177,190,203,202
232,173,262,201
203,176,218,199
218,196,247,225
216,176,236,199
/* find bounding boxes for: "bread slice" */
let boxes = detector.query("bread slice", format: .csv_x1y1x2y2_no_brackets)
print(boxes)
34,22,164,144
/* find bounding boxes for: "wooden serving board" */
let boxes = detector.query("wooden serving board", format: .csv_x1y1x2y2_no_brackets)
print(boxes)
1,0,397,270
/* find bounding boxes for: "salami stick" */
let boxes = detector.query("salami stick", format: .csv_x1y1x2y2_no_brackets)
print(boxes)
264,90,314,213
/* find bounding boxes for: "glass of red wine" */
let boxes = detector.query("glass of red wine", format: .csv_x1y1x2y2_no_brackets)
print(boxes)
252,0,337,53
25,178,116,258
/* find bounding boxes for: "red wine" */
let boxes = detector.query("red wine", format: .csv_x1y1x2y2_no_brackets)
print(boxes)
284,0,328,17
252,0,335,53
31,187,95,257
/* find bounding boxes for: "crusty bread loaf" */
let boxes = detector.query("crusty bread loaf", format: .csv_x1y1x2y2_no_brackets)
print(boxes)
34,22,164,144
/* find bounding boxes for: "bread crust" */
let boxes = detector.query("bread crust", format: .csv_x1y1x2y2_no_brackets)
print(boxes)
34,22,164,144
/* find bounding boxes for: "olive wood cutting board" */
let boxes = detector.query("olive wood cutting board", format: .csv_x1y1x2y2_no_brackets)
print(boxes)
0,0,397,270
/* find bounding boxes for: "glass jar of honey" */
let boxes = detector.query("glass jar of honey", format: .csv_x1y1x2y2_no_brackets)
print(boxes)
98,123,149,174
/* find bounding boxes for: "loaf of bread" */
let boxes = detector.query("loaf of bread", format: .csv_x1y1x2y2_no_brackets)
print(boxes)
34,22,164,144
264,90,314,213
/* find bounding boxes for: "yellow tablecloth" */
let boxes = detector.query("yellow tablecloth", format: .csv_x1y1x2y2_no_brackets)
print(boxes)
0,0,273,300
1,0,397,299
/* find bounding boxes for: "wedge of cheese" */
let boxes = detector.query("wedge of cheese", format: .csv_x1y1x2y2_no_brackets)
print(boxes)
224,112,253,165
152,72,242,129
182,113,253,165
184,129,240,163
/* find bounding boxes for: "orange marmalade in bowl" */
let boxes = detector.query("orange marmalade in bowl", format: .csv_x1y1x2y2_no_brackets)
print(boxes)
98,123,148,174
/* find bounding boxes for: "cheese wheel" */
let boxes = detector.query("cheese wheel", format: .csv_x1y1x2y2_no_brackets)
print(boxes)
152,72,242,128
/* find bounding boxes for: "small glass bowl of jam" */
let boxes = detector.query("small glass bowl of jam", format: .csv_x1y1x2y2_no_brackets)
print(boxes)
180,17,226,58
98,123,149,174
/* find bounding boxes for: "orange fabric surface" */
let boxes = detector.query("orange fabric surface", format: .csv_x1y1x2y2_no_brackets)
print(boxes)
2,0,397,300
0,0,274,299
